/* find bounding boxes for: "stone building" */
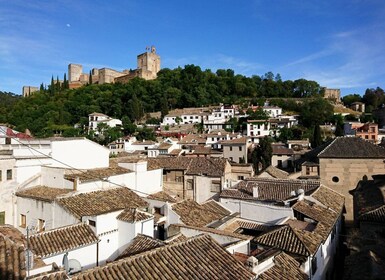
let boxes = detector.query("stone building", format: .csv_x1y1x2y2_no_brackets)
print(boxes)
317,137,385,221
22,86,39,97
68,46,161,89
324,88,341,103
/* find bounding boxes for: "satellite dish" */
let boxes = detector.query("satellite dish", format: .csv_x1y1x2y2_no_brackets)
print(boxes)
68,259,82,274
62,253,69,273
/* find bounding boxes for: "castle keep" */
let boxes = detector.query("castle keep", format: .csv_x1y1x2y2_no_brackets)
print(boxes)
68,46,160,89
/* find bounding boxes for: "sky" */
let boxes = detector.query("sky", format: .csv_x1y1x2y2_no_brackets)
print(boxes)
1,0,385,96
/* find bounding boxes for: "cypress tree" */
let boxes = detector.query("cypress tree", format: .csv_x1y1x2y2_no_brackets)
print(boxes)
312,125,322,148
89,70,92,85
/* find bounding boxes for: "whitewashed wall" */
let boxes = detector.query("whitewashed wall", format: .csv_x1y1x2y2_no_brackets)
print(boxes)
51,139,109,169
220,198,294,224
43,243,98,271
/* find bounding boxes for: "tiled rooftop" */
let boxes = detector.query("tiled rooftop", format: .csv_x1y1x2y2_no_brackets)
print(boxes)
172,199,231,227
16,186,73,202
148,157,228,177
72,235,255,280
318,137,385,158
220,137,248,145
57,187,148,219
262,165,289,179
118,234,165,259
255,186,344,257
29,223,98,258
220,178,320,203
258,252,308,280
64,166,132,182
116,208,153,223
146,191,177,203
0,232,26,279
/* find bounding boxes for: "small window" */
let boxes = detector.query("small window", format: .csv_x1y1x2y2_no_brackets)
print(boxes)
6,170,12,180
239,146,242,151
186,179,194,190
0,170,2,181
211,182,220,192
89,220,96,227
332,176,339,183
5,137,11,145
229,146,233,151
306,167,310,175
38,219,45,232
238,176,244,180
20,214,26,228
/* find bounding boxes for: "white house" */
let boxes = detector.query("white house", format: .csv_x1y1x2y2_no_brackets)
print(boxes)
88,112,122,134
28,223,99,272
16,186,152,265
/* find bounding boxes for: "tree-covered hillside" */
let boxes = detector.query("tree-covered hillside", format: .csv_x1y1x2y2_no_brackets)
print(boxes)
1,65,327,137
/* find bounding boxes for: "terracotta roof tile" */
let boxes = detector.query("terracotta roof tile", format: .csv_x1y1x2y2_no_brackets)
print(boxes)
146,191,177,203
57,187,148,218
16,186,72,202
116,208,153,223
118,234,165,259
71,235,255,280
164,233,188,245
318,137,385,158
0,234,26,279
220,178,320,203
64,166,132,182
262,166,289,179
259,252,307,280
220,137,248,145
148,157,228,177
172,200,230,227
29,223,98,258
254,225,311,256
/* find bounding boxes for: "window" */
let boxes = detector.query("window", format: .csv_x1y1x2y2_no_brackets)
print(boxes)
6,169,12,180
306,167,310,175
239,146,242,151
332,176,339,183
0,170,2,181
311,256,317,275
20,214,26,228
89,220,96,227
38,219,45,232
211,181,221,192
238,176,244,180
229,146,233,151
186,179,194,190
5,137,11,144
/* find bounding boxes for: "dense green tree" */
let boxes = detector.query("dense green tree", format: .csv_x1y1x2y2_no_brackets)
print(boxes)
251,136,273,173
300,98,334,127
362,87,385,111
342,94,362,106
311,125,322,148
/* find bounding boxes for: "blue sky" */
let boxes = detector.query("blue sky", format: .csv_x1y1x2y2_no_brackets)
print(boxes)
1,0,384,96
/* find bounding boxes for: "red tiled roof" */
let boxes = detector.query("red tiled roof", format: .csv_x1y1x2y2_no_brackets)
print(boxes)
29,223,98,258
71,235,255,280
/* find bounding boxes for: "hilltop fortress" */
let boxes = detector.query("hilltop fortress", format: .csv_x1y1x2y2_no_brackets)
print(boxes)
22,46,160,96
68,46,161,89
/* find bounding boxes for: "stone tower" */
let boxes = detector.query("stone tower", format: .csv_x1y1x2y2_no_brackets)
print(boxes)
137,46,161,80
68,64,83,82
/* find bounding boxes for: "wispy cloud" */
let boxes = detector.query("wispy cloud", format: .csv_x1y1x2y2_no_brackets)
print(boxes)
281,24,385,94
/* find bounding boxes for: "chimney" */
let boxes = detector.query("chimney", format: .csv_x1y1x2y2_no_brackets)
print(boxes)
253,185,259,198
246,256,259,274
73,177,79,191
297,189,304,201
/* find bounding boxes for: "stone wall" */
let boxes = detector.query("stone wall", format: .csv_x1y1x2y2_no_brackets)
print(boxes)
68,64,83,82
319,158,385,221
22,86,39,97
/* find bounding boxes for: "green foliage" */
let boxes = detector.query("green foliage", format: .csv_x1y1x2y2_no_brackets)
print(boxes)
311,125,322,148
251,136,273,173
300,97,334,127
333,114,344,137
362,87,385,111
1,65,330,138
342,94,362,106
